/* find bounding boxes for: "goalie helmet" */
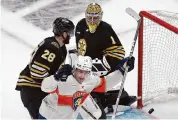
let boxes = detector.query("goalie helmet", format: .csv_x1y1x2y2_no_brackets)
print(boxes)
74,56,92,71
53,17,75,36
85,3,103,33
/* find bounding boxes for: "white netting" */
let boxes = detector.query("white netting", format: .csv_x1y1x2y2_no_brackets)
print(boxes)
141,11,178,106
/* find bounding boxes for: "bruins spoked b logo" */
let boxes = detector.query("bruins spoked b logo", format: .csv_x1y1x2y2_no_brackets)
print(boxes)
78,39,87,56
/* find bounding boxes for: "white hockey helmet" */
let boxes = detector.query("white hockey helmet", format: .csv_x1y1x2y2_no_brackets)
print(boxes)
74,55,92,71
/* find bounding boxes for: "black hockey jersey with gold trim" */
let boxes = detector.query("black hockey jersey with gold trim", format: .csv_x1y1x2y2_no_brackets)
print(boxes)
75,18,125,71
15,37,67,90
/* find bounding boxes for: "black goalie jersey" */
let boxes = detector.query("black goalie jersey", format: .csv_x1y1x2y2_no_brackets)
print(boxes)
16,37,67,90
75,18,125,71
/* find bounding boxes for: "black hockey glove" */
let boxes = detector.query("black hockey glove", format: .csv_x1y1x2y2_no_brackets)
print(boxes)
127,56,135,72
54,64,72,82
116,56,135,74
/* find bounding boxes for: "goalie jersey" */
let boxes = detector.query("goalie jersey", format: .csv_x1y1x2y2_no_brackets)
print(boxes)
15,37,67,90
75,18,125,71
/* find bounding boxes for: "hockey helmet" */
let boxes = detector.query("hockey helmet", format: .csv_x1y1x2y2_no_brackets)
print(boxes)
53,17,75,37
74,55,92,71
85,3,103,33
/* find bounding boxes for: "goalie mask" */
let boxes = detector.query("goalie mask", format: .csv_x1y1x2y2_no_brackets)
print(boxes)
73,56,92,83
85,3,103,33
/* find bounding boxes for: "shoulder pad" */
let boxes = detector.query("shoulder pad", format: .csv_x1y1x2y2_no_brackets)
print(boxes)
79,18,86,23
101,21,112,28
51,42,60,49
43,37,60,49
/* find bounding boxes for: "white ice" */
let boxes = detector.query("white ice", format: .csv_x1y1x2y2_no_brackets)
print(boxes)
1,0,178,119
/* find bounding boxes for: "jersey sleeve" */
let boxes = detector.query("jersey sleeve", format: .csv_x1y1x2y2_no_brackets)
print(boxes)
29,42,61,80
102,25,125,70
41,75,58,93
80,75,101,93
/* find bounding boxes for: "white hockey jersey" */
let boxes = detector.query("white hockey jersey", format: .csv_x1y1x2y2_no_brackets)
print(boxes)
39,70,123,119
39,73,101,119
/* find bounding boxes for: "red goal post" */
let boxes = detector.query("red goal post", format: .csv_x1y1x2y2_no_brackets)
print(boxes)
137,10,178,109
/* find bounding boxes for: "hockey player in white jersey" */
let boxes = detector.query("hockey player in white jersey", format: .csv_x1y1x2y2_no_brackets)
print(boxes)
69,49,136,113
38,55,105,119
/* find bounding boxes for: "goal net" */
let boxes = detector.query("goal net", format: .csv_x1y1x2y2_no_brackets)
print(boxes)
137,11,178,108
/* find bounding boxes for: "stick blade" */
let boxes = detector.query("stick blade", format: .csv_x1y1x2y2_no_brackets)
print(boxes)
125,7,141,21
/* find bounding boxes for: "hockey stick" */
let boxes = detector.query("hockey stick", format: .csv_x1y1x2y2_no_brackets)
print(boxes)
112,7,141,119
81,105,96,119
66,49,78,66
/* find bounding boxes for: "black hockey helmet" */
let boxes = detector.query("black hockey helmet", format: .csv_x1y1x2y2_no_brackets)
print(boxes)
53,17,75,36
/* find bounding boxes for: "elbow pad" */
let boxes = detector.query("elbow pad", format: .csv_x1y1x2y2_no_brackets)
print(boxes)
41,76,58,93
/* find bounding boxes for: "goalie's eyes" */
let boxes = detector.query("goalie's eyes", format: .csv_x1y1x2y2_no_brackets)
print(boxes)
87,16,99,20
86,16,100,24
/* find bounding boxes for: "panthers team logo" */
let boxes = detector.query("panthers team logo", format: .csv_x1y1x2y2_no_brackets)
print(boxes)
78,39,87,56
72,91,86,111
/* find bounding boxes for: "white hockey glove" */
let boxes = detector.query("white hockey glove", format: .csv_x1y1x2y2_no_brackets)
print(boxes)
92,56,111,76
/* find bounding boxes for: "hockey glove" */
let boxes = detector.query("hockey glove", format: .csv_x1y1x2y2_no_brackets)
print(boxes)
127,56,135,72
54,64,72,82
116,56,135,74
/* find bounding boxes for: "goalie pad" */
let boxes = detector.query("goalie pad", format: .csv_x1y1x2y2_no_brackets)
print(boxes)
78,95,102,119
106,105,132,117
105,70,124,91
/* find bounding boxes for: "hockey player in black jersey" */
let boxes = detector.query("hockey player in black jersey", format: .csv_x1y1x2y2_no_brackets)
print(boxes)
15,17,75,119
75,3,137,116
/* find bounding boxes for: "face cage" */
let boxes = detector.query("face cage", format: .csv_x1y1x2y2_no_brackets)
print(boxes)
85,13,102,25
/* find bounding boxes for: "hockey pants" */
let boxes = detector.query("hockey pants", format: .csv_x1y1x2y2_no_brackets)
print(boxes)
106,88,131,106
20,87,48,119
91,88,129,109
